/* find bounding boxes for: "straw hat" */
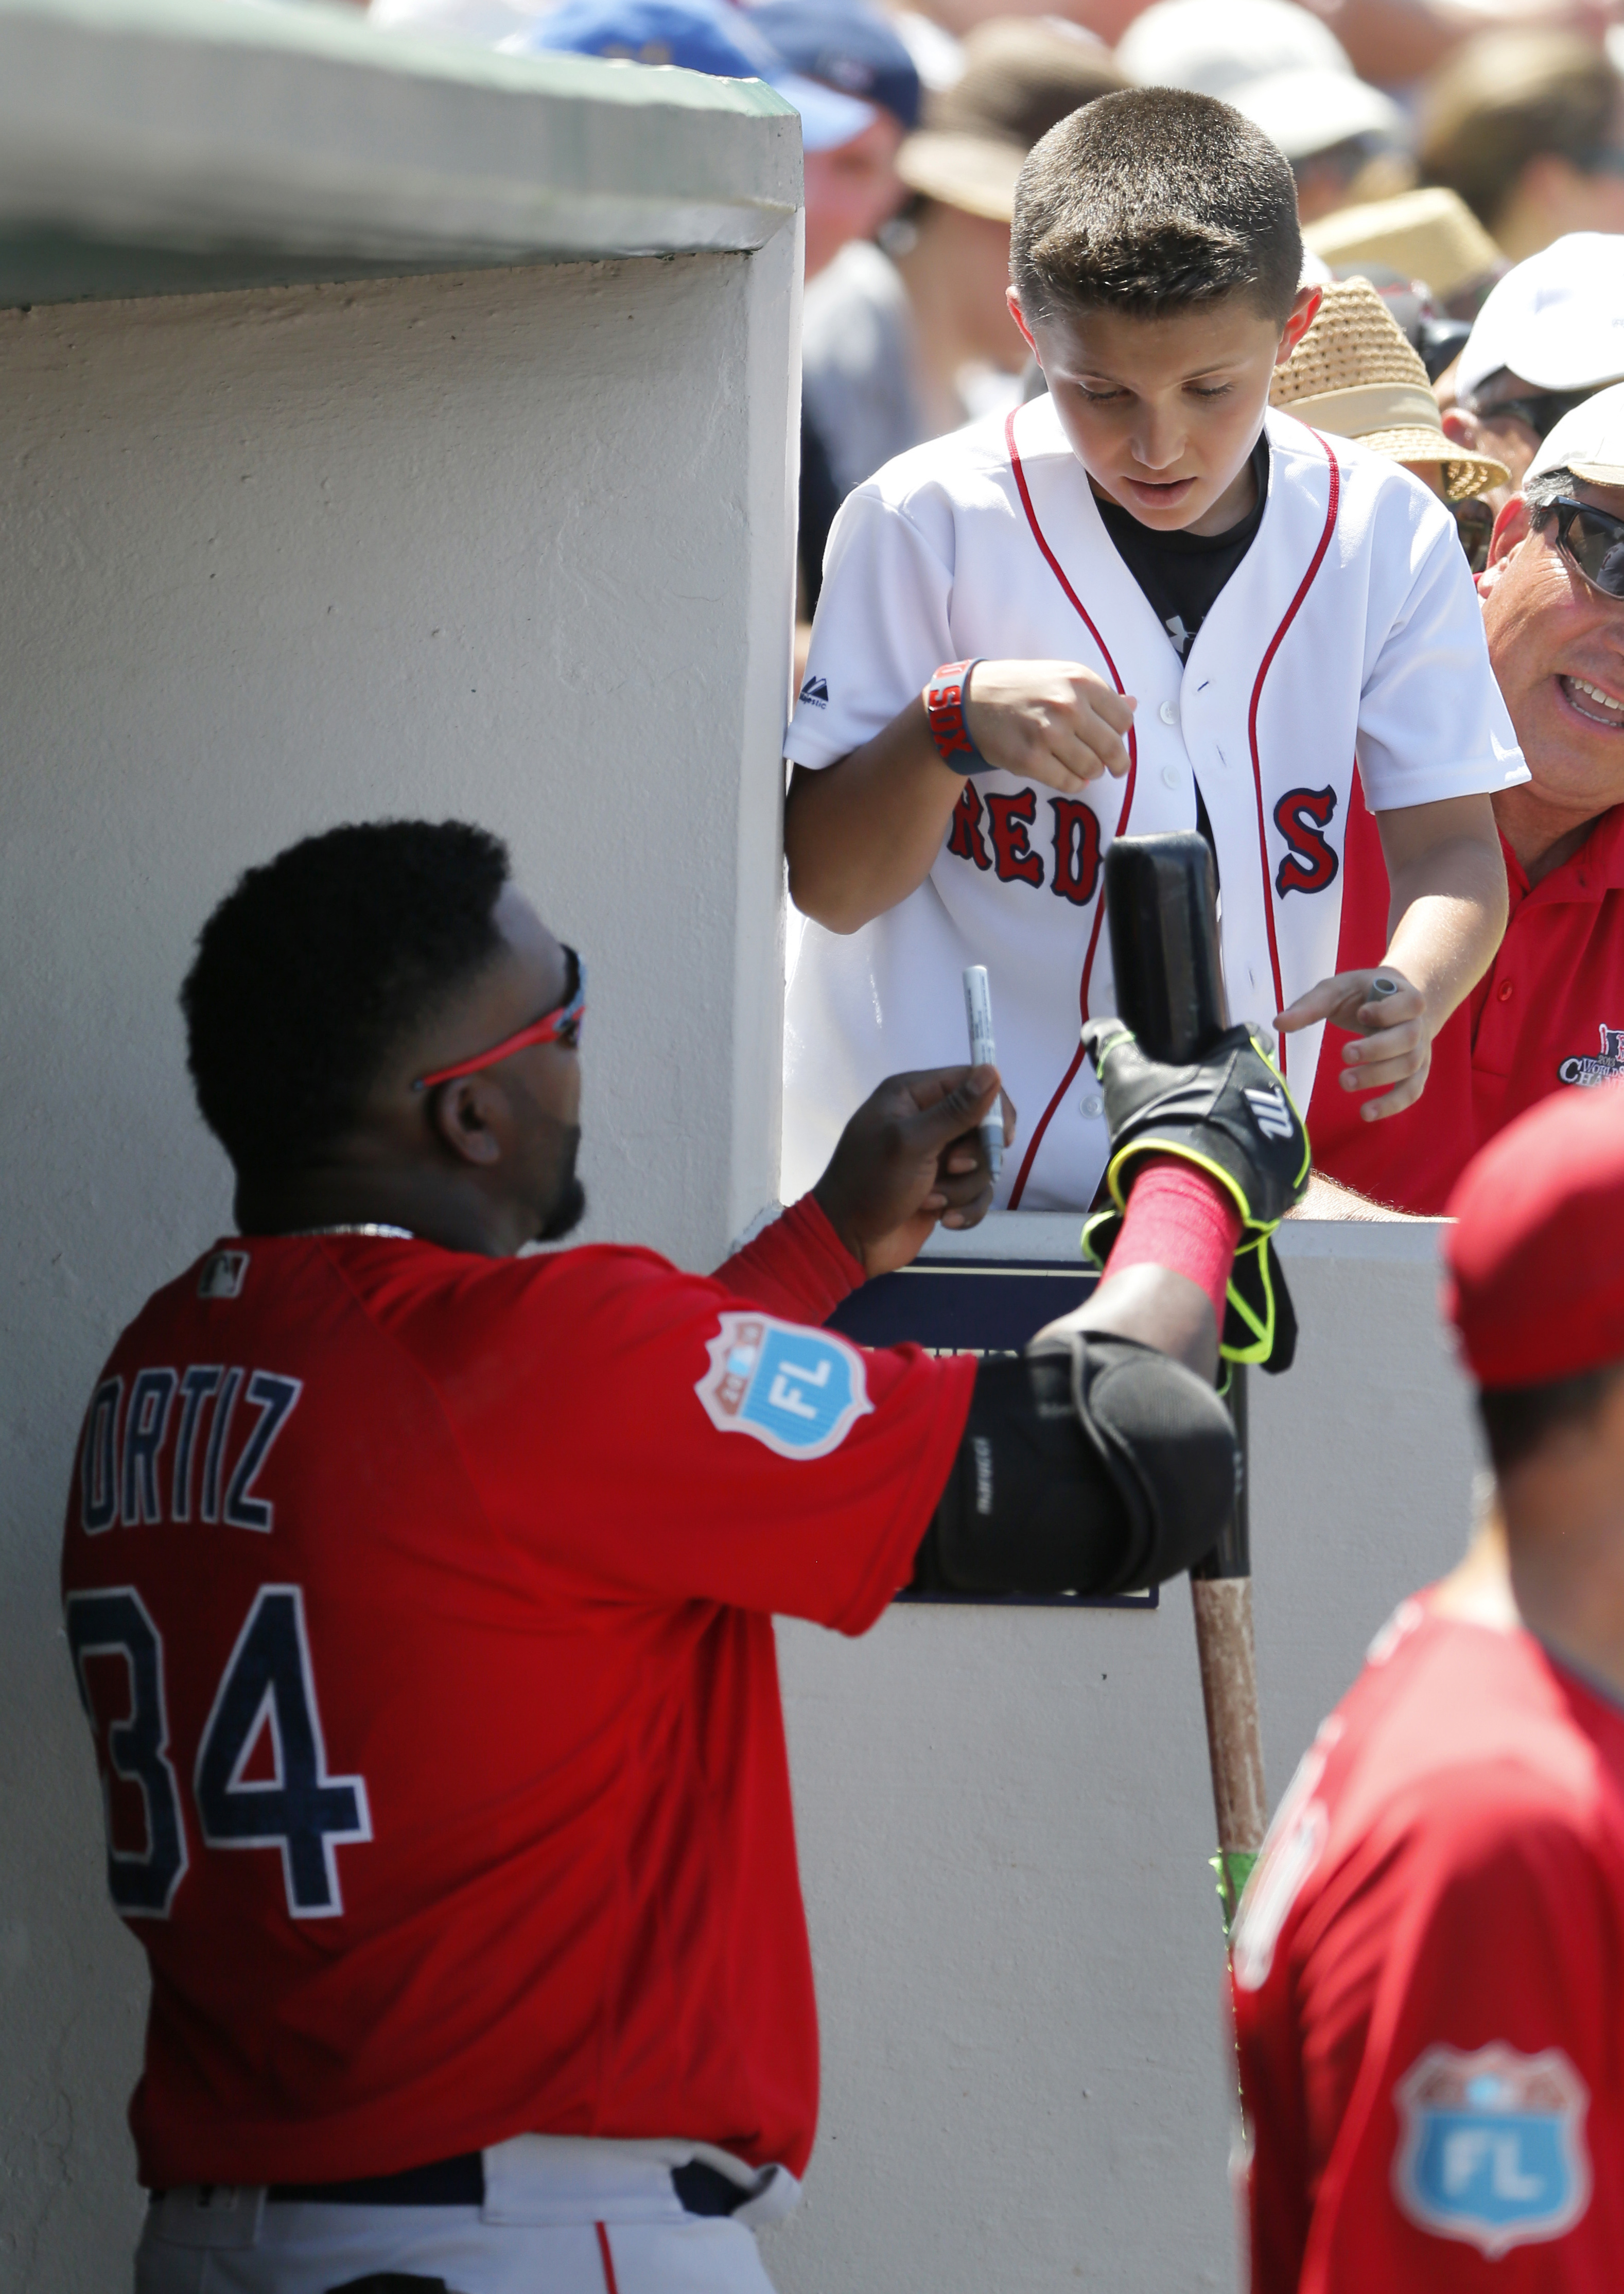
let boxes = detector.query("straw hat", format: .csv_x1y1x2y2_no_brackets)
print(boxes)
897,17,1125,223
1271,275,1509,500
1302,185,1499,305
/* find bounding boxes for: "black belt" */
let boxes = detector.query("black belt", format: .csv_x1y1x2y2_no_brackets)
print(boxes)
251,2153,750,2216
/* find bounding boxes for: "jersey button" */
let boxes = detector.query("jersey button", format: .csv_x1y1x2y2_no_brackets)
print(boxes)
1497,977,1515,1002
1081,1093,1104,1119
1158,700,1179,725
1160,764,1180,789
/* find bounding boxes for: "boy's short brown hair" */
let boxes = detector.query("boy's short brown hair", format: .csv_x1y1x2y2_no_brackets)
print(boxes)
1011,88,1303,326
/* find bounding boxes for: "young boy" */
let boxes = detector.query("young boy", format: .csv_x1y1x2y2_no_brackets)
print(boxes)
782,89,1526,1210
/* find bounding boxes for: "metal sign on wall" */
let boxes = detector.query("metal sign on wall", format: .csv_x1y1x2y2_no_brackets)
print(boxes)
827,1258,1156,1610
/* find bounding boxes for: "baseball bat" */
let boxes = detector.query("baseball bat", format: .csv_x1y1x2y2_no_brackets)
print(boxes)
1102,832,1268,1936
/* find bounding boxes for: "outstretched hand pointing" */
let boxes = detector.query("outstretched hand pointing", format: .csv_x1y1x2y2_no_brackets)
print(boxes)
813,1065,1017,1279
1276,966,1429,1121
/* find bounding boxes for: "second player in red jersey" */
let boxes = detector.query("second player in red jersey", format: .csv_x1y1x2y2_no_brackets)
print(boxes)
1234,1084,1624,2290
1233,1597,1624,2289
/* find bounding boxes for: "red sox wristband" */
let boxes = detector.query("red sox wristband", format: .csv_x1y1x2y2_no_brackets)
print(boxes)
924,659,991,773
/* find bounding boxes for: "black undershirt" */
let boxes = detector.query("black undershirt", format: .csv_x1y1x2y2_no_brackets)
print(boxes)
1091,433,1270,877
1092,434,1269,665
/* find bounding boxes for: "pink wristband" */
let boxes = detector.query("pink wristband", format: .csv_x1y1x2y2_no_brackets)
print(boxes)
1106,1157,1242,1330
923,659,988,773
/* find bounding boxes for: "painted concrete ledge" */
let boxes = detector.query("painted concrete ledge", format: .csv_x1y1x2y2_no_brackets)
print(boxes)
0,0,802,303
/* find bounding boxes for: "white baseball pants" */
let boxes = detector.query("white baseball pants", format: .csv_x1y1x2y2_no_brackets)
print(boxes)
135,2135,792,2294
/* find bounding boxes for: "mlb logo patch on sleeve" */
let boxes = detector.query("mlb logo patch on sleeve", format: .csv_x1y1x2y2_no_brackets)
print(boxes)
697,1312,873,1460
198,1250,250,1300
1393,2043,1590,2257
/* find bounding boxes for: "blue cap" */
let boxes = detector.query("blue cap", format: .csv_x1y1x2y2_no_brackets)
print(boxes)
746,0,921,132
510,0,879,151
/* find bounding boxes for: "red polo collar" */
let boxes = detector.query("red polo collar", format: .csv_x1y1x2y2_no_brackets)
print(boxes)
1506,801,1624,912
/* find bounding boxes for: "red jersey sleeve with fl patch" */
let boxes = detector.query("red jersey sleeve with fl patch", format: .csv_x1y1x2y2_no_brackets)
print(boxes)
413,1234,975,1635
1233,1605,1624,2294
60,1231,974,2194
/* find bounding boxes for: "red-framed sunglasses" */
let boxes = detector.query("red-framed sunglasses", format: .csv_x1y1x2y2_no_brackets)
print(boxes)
412,946,586,1093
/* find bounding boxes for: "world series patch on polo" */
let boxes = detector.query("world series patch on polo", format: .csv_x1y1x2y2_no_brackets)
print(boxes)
696,1314,872,1460
1392,2042,1591,2257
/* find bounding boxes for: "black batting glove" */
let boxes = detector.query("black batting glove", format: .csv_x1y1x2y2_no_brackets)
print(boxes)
1078,1020,1310,1375
1080,1019,1310,1237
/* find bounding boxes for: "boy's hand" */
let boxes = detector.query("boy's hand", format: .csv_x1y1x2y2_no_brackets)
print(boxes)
1276,968,1429,1121
963,659,1136,793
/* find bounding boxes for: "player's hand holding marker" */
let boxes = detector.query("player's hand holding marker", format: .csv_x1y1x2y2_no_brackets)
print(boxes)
1275,966,1427,1122
951,658,1137,792
813,1065,1017,1279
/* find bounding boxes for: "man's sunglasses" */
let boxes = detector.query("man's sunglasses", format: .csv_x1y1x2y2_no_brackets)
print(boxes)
1475,388,1594,442
412,945,586,1093
1537,498,1624,603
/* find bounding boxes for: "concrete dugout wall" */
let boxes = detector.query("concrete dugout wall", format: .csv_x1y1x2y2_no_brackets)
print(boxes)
0,9,799,2279
764,1214,1480,2294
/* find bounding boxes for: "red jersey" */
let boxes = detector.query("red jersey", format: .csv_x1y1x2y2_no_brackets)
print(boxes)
59,1199,975,2190
1232,1597,1624,2290
1307,781,1624,1214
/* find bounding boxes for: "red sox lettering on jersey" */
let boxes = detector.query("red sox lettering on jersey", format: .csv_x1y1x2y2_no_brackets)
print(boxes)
783,397,1525,1212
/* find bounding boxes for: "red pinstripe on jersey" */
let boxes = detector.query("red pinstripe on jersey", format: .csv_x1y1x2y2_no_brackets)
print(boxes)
1245,429,1340,1079
1003,407,1138,1210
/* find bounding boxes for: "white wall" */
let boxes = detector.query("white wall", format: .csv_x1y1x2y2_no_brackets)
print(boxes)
763,1218,1480,2294
0,244,796,2289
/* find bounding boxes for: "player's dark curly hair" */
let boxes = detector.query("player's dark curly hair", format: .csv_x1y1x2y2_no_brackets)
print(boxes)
1478,1363,1624,1477
1011,88,1303,325
182,819,511,1171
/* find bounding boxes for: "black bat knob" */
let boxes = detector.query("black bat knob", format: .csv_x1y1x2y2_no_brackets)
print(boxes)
1103,831,1229,1065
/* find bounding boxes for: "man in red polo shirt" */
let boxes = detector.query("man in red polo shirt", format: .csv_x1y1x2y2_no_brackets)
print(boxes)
1307,383,1624,1212
1233,1084,1624,2289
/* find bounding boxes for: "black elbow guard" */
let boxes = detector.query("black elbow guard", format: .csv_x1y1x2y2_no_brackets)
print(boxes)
915,1335,1239,1599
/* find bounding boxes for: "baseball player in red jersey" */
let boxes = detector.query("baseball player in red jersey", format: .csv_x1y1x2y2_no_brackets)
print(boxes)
62,819,1306,2293
1232,1082,1624,2290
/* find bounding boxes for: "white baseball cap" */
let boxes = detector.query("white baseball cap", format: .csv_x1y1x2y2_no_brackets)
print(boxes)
1526,379,1624,492
1115,0,1350,98
1229,66,1404,163
1457,234,1624,405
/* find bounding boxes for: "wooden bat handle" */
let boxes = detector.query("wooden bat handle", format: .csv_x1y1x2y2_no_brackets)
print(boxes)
1191,1574,1267,1876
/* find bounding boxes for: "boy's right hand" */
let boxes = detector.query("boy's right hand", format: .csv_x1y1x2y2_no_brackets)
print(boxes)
963,659,1136,793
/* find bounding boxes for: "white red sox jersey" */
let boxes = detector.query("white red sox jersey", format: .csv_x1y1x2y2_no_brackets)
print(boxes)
783,396,1527,1210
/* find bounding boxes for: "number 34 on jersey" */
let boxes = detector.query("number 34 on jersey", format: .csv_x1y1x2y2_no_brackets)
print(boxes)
65,1358,371,1925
